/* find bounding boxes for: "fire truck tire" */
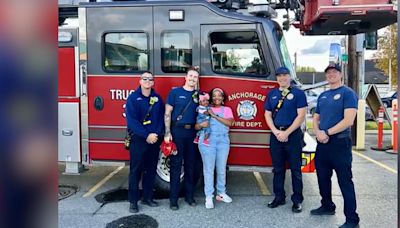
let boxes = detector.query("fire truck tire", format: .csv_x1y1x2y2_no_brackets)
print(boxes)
154,153,183,195
154,153,203,195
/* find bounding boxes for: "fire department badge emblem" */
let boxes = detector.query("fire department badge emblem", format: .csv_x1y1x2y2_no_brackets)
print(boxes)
237,100,257,120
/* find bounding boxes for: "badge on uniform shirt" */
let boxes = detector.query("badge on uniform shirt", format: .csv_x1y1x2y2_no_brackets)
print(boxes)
149,96,159,105
192,91,199,103
334,94,341,100
237,100,257,120
287,93,294,100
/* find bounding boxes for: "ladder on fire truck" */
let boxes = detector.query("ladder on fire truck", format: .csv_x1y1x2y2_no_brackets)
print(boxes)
59,0,397,35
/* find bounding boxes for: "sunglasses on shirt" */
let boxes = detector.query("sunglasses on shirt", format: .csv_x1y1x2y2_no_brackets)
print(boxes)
141,77,154,82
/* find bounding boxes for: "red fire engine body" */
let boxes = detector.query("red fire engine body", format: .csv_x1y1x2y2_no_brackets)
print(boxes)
58,0,395,189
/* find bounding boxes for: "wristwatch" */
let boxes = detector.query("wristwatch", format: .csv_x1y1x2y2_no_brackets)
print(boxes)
324,129,329,136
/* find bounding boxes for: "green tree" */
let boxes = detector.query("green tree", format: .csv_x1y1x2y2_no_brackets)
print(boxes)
373,24,398,88
296,66,316,72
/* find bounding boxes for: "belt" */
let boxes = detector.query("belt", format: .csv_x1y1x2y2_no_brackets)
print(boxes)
173,124,195,130
277,126,289,130
329,132,350,139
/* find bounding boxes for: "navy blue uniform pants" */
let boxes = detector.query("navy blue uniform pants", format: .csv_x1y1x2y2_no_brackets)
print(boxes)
129,135,161,203
270,128,304,204
170,127,199,204
315,135,359,224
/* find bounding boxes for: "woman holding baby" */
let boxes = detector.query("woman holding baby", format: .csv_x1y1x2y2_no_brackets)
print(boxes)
195,87,235,209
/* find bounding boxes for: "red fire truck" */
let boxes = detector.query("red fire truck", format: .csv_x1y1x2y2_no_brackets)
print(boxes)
58,0,396,192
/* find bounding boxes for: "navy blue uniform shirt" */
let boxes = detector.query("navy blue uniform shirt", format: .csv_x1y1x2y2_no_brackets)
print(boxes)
264,87,307,127
166,87,198,125
125,87,165,139
316,86,358,134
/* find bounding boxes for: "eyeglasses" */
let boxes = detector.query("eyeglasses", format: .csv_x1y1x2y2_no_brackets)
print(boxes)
141,77,154,82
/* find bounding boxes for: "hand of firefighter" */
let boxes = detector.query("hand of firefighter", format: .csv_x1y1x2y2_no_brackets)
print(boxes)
316,130,329,144
147,133,158,144
276,131,289,142
164,132,172,143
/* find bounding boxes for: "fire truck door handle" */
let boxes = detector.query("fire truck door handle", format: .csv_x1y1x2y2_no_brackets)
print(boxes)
62,129,73,136
80,64,87,96
94,96,104,110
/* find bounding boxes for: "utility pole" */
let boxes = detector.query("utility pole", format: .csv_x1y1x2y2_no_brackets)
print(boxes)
347,35,358,146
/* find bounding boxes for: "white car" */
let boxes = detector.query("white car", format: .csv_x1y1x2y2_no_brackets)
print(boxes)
305,90,319,115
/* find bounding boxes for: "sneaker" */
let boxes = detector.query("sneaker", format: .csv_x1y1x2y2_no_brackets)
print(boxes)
202,138,210,146
193,136,199,144
205,196,214,209
216,193,232,203
310,205,336,215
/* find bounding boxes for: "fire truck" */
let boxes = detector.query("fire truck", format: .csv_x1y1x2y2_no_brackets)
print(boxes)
58,0,396,192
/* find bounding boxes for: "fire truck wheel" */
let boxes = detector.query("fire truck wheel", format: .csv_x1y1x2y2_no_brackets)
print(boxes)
154,152,203,195
154,153,183,194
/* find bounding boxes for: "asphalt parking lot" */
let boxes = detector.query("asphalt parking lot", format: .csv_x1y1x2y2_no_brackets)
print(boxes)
59,134,397,228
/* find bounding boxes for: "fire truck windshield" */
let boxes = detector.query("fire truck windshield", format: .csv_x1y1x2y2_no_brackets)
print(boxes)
279,35,296,78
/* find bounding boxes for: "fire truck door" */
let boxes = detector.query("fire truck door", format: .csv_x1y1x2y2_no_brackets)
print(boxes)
85,6,153,160
199,24,277,166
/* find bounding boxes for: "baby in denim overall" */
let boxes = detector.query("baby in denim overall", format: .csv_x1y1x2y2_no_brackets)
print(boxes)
194,93,211,146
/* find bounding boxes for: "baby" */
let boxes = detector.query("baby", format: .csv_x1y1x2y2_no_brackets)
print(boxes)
194,92,211,146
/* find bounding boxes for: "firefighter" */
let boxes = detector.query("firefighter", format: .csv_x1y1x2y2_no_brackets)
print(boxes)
264,66,307,213
311,64,360,228
125,71,165,213
164,66,200,210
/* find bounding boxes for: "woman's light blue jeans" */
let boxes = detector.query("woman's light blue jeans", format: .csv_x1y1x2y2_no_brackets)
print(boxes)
198,132,230,197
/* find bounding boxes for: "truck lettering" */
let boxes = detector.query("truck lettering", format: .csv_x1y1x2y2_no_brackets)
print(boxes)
228,92,266,102
110,89,135,101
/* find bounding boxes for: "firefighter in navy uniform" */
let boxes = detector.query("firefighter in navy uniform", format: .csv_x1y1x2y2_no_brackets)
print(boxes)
264,66,307,213
164,67,200,210
125,71,165,213
311,64,360,228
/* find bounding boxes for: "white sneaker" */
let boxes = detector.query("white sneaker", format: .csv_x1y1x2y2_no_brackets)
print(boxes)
205,196,214,209
216,193,232,203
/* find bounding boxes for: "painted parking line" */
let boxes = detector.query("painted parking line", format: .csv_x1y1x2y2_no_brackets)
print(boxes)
83,165,125,197
253,172,271,196
353,151,397,174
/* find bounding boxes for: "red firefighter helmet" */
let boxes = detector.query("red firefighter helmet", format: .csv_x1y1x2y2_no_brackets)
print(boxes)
161,141,177,157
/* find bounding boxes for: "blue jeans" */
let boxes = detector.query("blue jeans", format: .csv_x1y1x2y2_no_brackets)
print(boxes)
198,132,230,197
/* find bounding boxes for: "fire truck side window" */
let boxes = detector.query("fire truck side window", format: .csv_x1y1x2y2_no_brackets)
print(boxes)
103,33,149,72
210,31,268,77
161,31,192,73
